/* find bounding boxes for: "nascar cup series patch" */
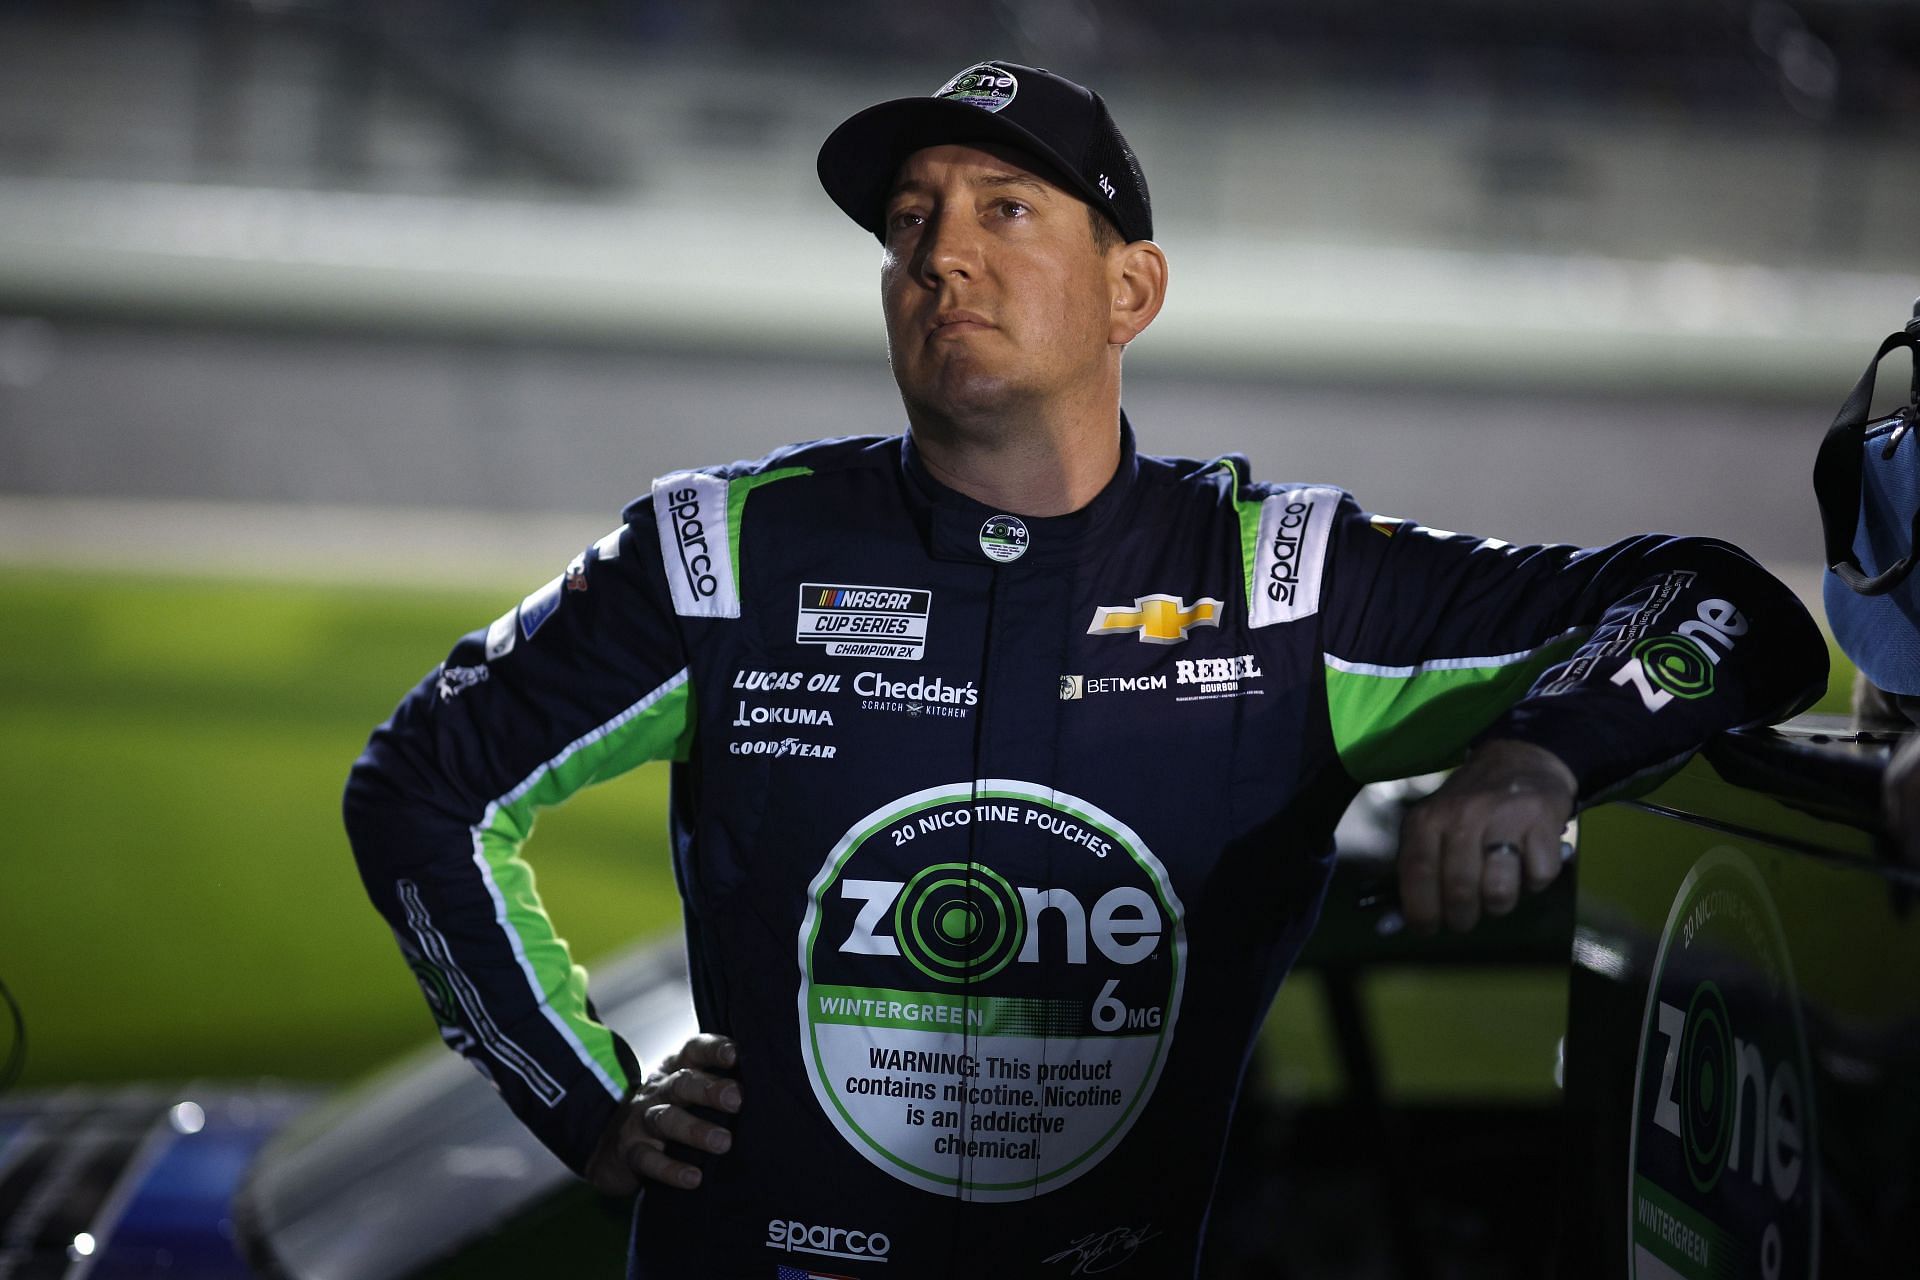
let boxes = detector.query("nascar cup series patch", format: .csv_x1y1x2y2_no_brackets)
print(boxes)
797,781,1186,1200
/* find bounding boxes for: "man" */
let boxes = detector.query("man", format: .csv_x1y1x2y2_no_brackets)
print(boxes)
344,61,1828,1278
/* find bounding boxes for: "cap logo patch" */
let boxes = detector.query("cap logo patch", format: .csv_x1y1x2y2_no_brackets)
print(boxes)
935,63,1019,113
1098,174,1116,199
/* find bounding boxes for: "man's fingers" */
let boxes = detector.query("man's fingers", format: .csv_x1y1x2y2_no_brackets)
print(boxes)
1521,826,1563,893
673,1033,738,1072
629,1141,705,1190
667,1067,744,1113
1438,830,1483,933
1397,809,1442,933
645,1101,734,1154
1480,840,1523,917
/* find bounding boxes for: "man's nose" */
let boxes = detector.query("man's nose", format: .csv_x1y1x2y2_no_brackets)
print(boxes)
917,208,980,285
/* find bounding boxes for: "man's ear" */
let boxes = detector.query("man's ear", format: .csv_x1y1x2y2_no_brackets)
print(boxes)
1107,240,1168,347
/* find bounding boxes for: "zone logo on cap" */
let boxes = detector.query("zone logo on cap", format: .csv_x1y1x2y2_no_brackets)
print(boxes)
936,63,1018,113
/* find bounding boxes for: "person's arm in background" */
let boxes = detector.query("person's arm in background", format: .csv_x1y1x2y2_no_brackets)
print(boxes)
1309,494,1829,931
341,507,725,1190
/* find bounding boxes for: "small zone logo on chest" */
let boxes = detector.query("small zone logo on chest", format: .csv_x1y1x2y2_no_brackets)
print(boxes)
797,583,932,661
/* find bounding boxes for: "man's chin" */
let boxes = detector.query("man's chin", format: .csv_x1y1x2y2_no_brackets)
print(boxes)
897,368,1036,431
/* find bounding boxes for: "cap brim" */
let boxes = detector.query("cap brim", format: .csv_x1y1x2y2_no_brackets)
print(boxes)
817,97,1103,240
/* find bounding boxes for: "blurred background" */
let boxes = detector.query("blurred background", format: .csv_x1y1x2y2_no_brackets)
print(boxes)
0,0,1914,1270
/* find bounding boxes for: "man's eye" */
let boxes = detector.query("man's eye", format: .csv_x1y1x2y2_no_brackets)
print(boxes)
998,200,1031,218
887,210,925,232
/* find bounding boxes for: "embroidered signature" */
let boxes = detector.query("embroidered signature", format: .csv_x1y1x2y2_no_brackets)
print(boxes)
1042,1223,1162,1275
435,663,490,701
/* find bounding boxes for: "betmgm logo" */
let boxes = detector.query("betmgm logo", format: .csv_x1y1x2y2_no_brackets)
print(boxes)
1645,980,1807,1205
1613,598,1747,713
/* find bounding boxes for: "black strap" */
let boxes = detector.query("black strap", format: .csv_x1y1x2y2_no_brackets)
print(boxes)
1813,328,1920,596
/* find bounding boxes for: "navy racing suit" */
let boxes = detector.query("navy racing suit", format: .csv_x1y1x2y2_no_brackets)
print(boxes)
343,421,1827,1279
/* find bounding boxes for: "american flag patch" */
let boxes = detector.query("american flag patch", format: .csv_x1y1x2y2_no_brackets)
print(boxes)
775,1268,857,1280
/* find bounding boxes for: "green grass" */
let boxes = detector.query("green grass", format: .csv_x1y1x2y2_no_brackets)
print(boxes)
0,566,1858,1098
0,567,679,1087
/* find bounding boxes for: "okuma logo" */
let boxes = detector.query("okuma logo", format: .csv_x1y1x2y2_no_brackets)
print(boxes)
798,781,1186,1200
1628,848,1817,1280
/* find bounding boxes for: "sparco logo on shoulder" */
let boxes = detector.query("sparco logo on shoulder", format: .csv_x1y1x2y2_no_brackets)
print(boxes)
666,486,717,600
652,471,738,618
1266,498,1314,605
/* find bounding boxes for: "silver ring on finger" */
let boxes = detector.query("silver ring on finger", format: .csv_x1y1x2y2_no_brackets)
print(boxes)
1483,841,1523,857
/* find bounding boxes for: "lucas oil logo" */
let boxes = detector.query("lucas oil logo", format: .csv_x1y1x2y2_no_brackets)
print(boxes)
935,63,1018,112
1628,848,1817,1280
798,781,1187,1200
796,583,932,661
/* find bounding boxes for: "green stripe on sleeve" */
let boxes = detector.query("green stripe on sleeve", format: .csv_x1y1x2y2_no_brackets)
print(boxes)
727,466,811,586
473,672,695,1093
1324,631,1587,781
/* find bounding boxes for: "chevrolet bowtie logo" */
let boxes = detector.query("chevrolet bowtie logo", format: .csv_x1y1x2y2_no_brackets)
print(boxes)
1088,594,1225,644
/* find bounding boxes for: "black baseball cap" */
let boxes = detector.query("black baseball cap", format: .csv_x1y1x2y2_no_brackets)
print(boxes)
818,60,1153,245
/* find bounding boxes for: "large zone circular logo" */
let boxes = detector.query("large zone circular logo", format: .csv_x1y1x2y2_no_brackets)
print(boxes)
1628,848,1819,1279
798,780,1186,1200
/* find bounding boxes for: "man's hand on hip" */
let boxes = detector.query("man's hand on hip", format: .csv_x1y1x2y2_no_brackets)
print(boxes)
584,1033,741,1196
1397,739,1577,934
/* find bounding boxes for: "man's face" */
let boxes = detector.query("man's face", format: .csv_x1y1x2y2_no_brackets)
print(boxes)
880,143,1116,427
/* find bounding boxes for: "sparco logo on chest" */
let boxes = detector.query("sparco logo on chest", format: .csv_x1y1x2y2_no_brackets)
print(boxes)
767,1216,892,1262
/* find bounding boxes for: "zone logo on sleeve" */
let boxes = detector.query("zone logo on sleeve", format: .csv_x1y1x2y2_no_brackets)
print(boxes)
1611,598,1747,712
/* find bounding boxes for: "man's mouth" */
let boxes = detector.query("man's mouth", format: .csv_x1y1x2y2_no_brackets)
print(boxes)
930,310,994,338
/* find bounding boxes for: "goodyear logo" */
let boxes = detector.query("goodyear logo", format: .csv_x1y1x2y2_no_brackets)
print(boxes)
1087,595,1224,645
